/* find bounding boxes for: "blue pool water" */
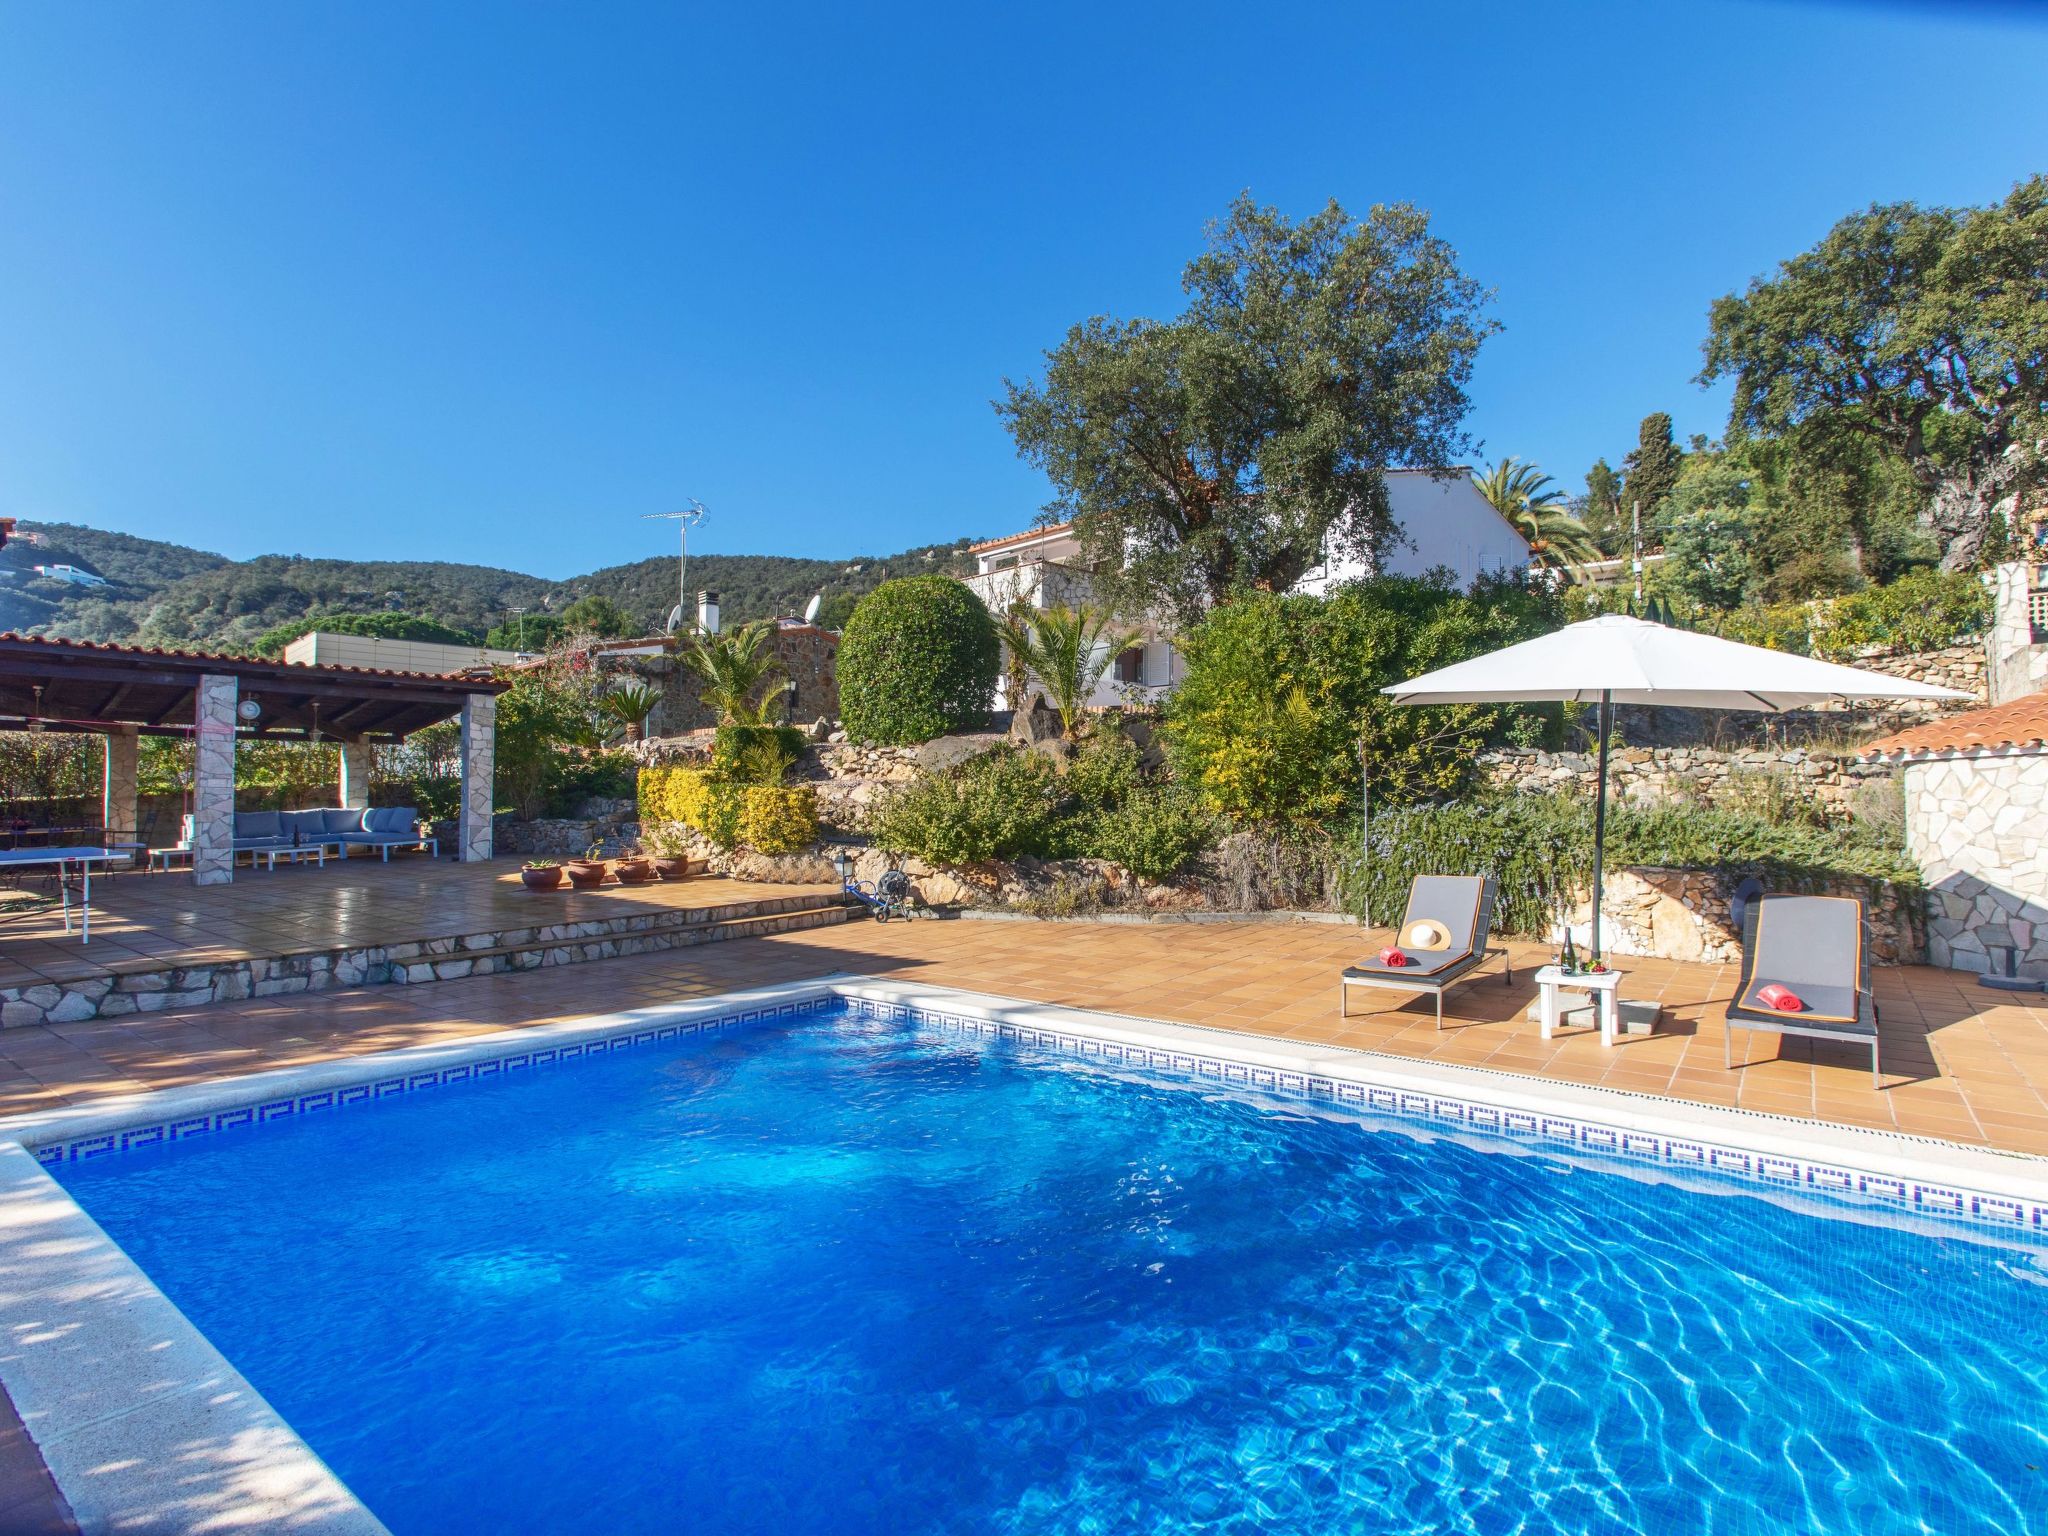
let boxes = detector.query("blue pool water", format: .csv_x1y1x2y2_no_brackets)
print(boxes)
58,1003,2048,1535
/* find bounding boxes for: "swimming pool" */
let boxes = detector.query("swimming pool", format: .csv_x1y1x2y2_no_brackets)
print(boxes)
53,996,2048,1536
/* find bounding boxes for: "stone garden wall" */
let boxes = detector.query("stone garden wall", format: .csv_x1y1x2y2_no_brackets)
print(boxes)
1564,866,1924,967
1904,752,2048,980
1478,745,1899,824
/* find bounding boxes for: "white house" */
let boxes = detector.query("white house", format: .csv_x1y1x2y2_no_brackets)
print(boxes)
31,563,110,588
1290,469,1534,595
961,469,1531,710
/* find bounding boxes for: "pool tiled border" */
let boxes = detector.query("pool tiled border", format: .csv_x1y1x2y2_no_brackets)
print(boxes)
13,975,2048,1241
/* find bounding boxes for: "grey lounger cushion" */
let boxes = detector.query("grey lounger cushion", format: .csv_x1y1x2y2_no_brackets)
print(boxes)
1729,895,1874,1035
1346,875,1487,980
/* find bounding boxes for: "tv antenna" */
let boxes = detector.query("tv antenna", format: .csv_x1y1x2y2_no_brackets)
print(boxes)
643,501,708,634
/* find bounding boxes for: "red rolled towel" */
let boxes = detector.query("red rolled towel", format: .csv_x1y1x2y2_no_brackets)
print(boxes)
1754,983,1804,1012
1379,947,1409,968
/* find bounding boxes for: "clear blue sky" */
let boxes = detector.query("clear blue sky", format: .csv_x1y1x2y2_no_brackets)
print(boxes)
1,1,2044,576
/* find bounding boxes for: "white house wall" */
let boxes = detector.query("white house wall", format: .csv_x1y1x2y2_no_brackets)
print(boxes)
1294,472,1531,595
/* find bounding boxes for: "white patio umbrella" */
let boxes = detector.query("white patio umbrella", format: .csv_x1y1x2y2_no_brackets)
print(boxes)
1381,613,1971,957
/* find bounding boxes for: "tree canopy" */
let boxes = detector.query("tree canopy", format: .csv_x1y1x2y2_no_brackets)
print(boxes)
997,194,1495,623
1700,175,2048,568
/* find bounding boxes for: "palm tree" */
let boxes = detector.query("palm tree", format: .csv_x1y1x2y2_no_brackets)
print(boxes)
680,622,787,725
1472,458,1604,570
599,679,661,743
1011,604,1139,740
1000,599,1037,713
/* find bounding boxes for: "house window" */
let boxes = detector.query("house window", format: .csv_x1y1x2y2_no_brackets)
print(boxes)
1114,646,1145,685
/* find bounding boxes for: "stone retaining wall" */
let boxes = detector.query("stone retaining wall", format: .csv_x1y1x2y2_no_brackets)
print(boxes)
1564,866,1924,967
0,894,843,1029
1479,745,1899,824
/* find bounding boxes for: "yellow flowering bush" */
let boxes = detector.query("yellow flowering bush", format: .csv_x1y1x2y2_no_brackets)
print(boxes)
738,785,820,855
638,763,816,853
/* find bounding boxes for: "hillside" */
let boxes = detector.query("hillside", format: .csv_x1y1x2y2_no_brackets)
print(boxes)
0,520,981,651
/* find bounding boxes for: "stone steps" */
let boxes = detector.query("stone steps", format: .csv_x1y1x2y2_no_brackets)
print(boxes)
1,892,850,1028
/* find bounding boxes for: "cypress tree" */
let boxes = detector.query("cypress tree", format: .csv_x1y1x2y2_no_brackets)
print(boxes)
1622,413,1684,530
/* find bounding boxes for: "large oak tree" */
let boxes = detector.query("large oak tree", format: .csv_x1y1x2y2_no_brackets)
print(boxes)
996,195,1495,623
1700,176,2048,569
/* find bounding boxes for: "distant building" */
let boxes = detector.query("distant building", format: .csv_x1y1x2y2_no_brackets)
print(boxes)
283,631,517,676
31,564,109,588
961,470,1532,710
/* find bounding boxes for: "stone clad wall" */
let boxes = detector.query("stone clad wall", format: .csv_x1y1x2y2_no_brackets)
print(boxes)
610,628,840,737
1904,752,2048,979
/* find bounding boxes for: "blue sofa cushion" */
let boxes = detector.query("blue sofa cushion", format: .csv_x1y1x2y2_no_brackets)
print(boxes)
323,808,366,835
363,807,417,836
236,810,282,840
278,809,327,841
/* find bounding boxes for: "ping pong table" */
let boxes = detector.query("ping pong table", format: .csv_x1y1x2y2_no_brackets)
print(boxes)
0,846,130,943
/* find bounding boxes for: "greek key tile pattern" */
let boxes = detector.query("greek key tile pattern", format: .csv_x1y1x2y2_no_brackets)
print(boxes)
30,990,2047,1239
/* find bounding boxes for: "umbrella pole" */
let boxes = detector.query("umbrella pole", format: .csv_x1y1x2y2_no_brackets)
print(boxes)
1591,688,1611,960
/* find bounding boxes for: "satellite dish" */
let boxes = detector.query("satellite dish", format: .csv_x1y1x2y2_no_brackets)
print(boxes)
802,592,823,625
666,603,685,634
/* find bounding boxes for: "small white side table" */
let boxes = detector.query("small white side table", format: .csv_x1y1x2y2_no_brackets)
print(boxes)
1534,964,1625,1047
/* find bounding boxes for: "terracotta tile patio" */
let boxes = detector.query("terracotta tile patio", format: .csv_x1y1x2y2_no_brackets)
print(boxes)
0,856,821,991
5,909,2048,1158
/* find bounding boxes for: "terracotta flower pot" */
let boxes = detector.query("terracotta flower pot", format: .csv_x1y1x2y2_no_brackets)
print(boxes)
613,859,653,884
520,865,565,892
651,856,697,881
564,860,609,890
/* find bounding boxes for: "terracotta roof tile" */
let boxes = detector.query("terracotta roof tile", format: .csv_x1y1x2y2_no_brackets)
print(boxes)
1859,693,2048,760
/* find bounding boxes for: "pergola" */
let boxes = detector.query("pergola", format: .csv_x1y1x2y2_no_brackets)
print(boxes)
0,634,507,885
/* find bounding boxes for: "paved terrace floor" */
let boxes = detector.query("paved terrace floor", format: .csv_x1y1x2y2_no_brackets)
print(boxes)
3,910,2047,1157
0,856,822,990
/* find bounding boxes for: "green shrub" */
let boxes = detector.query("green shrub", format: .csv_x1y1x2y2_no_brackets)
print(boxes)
1085,785,1216,881
1338,792,1917,939
870,747,1060,863
738,785,819,854
710,724,807,780
1164,574,1561,830
838,575,1000,744
1809,568,1990,659
1062,727,1141,814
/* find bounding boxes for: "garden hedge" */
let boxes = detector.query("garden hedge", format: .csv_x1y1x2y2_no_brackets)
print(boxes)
838,575,999,744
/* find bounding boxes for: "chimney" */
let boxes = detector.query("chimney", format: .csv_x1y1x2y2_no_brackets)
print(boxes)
697,590,721,635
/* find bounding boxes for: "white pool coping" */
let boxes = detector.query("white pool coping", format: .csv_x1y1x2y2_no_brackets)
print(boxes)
3,973,2046,1533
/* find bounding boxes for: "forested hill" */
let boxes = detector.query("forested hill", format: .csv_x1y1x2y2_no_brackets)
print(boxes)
0,520,981,651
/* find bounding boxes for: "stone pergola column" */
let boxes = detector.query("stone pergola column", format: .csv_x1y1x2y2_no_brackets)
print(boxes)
338,740,374,811
102,726,139,842
192,674,238,886
458,692,495,862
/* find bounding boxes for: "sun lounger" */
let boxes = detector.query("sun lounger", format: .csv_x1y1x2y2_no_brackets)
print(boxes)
1724,893,1881,1087
1340,874,1511,1028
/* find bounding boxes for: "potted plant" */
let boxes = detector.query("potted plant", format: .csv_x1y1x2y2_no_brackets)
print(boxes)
613,848,654,883
520,858,565,892
563,842,610,890
643,823,702,881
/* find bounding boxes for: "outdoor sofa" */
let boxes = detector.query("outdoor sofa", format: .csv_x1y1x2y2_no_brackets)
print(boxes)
178,807,437,862
1340,874,1512,1027
1724,893,1881,1087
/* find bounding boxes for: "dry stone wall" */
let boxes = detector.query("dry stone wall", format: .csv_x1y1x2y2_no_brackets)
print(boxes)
1479,745,1898,824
